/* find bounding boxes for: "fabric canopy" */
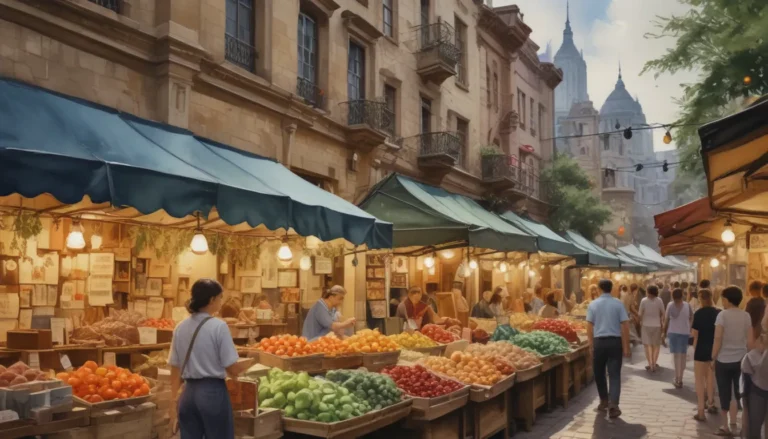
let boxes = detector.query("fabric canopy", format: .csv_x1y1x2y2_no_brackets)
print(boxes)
616,253,651,274
699,96,768,217
499,211,581,256
617,244,661,271
636,244,687,270
0,78,392,248
563,230,620,267
359,174,537,252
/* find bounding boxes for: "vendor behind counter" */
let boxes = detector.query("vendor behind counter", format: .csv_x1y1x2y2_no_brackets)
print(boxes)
302,285,356,340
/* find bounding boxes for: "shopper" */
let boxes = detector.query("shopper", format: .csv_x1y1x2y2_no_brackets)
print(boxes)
660,282,672,309
639,285,665,372
531,286,545,315
471,290,494,319
689,286,700,314
586,279,631,419
588,284,600,301
714,286,724,309
691,289,720,421
741,313,768,439
169,279,254,439
488,287,506,318
745,281,766,339
396,286,441,330
712,286,755,437
664,288,692,389
539,291,560,318
303,285,356,340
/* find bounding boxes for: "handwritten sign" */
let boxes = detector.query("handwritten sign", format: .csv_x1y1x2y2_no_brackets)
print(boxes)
60,354,72,370
114,248,131,262
103,352,116,366
47,285,58,306
88,289,114,306
89,253,115,277
19,309,32,329
139,327,158,345
147,297,164,319
0,293,19,319
50,317,67,344
28,352,40,369
32,285,47,306
134,300,147,316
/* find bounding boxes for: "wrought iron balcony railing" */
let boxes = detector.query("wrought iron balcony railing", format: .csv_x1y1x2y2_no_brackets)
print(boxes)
296,77,325,108
481,153,550,202
341,100,393,133
225,34,257,72
481,154,519,181
88,0,120,12
417,131,462,162
416,22,462,66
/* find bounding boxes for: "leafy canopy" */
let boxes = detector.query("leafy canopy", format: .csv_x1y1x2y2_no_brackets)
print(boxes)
542,155,611,240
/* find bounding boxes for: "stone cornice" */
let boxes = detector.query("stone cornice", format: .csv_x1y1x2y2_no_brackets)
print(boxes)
341,10,383,44
539,62,564,89
477,5,532,54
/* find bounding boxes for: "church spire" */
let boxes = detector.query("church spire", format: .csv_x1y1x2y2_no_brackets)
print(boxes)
616,61,625,88
563,0,573,40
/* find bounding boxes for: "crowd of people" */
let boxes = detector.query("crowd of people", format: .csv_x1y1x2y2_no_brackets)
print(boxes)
586,278,768,438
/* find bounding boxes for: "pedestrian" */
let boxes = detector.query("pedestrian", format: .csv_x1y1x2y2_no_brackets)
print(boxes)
639,285,665,372
681,281,690,301
712,286,755,437
714,286,724,309
689,286,700,313
660,282,672,309
488,287,506,318
621,284,641,344
169,279,254,439
538,291,560,318
531,286,545,315
471,290,494,319
741,312,767,439
663,288,692,388
691,289,720,421
586,279,631,418
745,281,766,338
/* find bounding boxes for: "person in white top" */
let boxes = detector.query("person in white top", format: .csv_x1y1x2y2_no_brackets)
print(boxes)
639,285,665,372
711,286,756,437
664,288,693,389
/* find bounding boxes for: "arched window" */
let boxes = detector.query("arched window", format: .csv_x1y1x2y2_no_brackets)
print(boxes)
485,66,491,106
492,60,499,111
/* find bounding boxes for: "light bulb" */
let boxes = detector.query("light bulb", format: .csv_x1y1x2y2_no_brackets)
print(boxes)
663,131,672,144
299,255,312,271
66,222,86,250
499,262,508,273
710,258,720,268
190,232,209,255
427,266,435,275
528,269,536,278
469,259,478,270
540,264,545,269
462,265,472,278
277,242,293,262
90,234,102,250
721,223,735,245
424,255,435,268
440,250,455,259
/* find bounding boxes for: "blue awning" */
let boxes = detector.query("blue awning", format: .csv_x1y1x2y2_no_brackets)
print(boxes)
0,78,392,248
563,230,621,267
499,211,581,256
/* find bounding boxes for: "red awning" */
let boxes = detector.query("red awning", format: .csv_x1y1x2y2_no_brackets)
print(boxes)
654,198,714,239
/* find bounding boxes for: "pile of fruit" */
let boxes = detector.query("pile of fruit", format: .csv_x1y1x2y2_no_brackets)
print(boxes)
469,318,498,334
510,331,571,357
324,369,402,410
399,349,429,363
490,324,520,342
255,335,315,357
420,324,459,344
56,361,150,402
345,329,399,353
388,331,438,349
569,301,589,317
465,341,541,370
259,369,371,422
0,361,49,387
472,328,490,344
531,319,580,343
382,365,463,398
138,318,175,329
508,313,540,332
420,352,505,386
559,316,586,331
308,334,356,357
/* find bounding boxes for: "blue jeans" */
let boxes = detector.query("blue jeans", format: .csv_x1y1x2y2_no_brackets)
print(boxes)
179,378,234,439
593,337,623,406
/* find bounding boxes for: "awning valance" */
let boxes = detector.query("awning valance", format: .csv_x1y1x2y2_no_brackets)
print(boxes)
0,78,392,248
563,230,620,267
499,211,581,257
359,174,537,252
616,253,651,274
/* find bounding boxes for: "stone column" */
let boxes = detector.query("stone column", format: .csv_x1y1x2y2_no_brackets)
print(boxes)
280,119,298,167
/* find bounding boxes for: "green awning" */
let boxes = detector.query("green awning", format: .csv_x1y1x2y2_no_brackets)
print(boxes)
636,244,688,271
617,245,661,271
500,211,581,256
359,174,537,251
617,253,651,274
0,78,392,248
563,230,620,267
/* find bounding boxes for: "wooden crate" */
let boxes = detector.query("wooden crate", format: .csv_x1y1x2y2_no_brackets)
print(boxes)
410,345,446,357
409,385,469,422
321,354,363,371
464,391,508,439
468,372,515,402
509,371,548,432
7,330,53,350
515,364,542,383
360,351,399,372
258,352,324,373
48,402,155,439
234,408,283,439
540,354,565,372
400,407,464,439
73,377,154,414
0,406,89,438
282,398,412,438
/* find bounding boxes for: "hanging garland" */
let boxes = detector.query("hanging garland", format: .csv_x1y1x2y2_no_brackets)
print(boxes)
0,211,43,259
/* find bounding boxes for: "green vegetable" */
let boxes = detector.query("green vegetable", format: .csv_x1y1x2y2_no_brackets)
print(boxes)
273,392,287,408
284,405,296,417
261,398,275,408
510,331,571,356
297,412,309,420
295,389,313,410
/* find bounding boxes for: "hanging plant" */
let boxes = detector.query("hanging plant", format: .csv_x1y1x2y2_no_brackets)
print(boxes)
230,236,263,270
127,225,194,262
9,211,43,259
314,241,347,259
207,233,232,258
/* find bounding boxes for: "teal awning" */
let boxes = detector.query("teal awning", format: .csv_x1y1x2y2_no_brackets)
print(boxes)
0,78,392,248
563,230,620,267
617,245,661,271
359,174,537,252
620,244,679,270
500,211,581,256
617,253,651,273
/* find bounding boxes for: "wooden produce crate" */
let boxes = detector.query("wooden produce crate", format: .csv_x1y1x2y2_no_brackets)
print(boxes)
73,377,155,414
540,354,565,373
509,370,548,432
234,408,283,439
515,364,542,383
7,330,53,350
258,352,324,373
468,372,515,402
410,345,446,357
409,385,469,421
48,402,155,439
554,356,572,408
54,345,101,369
282,398,412,439
321,354,363,371
100,343,171,369
464,391,508,439
1,379,73,421
0,406,89,438
360,350,399,372
400,407,464,439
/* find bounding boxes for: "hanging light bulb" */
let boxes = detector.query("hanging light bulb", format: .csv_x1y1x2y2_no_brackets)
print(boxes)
721,220,735,245
277,237,293,263
424,253,436,269
440,249,455,259
540,264,545,269
469,259,478,270
663,130,672,144
299,255,312,271
499,262,508,273
66,219,86,250
710,258,720,268
427,265,436,275
462,264,472,278
189,213,208,255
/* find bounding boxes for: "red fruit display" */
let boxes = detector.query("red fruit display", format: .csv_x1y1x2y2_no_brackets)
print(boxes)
381,365,463,398
531,319,579,343
420,324,459,344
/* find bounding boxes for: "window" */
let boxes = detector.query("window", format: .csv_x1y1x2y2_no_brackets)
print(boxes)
420,97,431,134
493,73,499,111
456,118,469,168
529,97,535,130
225,0,256,71
383,0,394,37
578,123,585,136
383,84,396,136
455,18,467,86
420,0,430,45
297,12,319,105
538,105,544,138
347,42,365,101
517,89,526,129
485,67,491,106
88,0,120,13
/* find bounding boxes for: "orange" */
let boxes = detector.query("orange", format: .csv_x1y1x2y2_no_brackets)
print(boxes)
87,384,97,395
111,380,123,391
99,377,110,387
106,365,117,372
103,388,118,400
67,377,83,388
95,367,108,376
118,391,130,399
85,374,100,385
132,389,143,397
105,371,117,380
84,361,99,371
90,394,104,403
139,383,150,395
56,372,70,381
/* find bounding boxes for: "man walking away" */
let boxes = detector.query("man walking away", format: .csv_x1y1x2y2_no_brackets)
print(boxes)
660,282,672,309
587,279,631,418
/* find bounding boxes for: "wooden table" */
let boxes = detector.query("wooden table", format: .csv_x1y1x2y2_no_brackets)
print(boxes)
508,366,545,432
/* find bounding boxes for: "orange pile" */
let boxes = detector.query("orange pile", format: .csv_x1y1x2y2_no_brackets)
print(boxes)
346,329,399,353
56,361,150,403
139,318,174,329
308,334,356,357
256,335,314,357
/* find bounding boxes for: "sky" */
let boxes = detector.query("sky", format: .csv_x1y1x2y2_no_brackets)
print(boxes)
496,0,700,152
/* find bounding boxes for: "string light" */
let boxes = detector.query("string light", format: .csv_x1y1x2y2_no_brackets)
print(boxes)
424,253,436,269
189,212,208,255
469,259,478,270
709,258,720,268
721,220,735,245
66,219,86,250
277,232,293,263
663,130,672,144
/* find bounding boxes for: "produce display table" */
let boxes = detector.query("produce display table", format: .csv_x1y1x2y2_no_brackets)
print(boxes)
49,402,156,439
399,386,470,439
361,351,400,372
463,374,515,439
282,399,412,439
258,352,324,374
509,365,546,432
99,343,171,369
0,406,89,439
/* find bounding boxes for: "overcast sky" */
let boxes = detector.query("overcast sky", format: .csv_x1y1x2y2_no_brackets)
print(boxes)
498,0,700,152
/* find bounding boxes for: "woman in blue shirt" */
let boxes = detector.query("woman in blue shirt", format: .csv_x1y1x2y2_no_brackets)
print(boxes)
302,285,356,340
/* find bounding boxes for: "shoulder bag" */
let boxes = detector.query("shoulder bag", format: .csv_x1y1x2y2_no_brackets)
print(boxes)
173,316,213,435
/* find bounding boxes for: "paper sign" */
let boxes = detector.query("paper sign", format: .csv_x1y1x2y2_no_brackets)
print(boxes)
28,352,40,369
172,307,189,324
19,286,31,308
147,297,164,319
134,300,147,316
19,309,32,329
60,354,72,370
75,254,90,277
148,260,171,278
139,327,158,345
47,285,58,306
33,306,55,316
103,352,116,366
114,248,131,262
88,276,112,292
32,285,47,306
88,289,113,306
0,293,19,319
89,253,115,276
43,253,59,285
50,317,67,344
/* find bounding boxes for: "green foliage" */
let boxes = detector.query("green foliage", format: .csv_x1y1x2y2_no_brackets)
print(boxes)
542,156,611,240
479,145,503,156
3,211,43,258
642,0,768,205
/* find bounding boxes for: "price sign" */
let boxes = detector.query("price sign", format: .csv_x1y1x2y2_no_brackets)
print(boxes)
139,327,158,345
28,352,40,369
60,354,72,370
103,352,116,366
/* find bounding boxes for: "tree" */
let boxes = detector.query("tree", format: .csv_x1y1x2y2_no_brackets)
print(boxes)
642,0,768,205
542,155,611,240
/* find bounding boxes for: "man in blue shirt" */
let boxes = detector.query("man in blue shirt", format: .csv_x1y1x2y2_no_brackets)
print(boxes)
302,285,356,340
587,279,631,418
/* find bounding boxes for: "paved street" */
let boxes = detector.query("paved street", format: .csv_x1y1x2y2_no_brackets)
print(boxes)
512,345,761,439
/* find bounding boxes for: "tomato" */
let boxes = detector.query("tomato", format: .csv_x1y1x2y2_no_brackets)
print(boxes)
139,383,150,395
84,361,99,371
67,377,83,388
103,388,118,400
95,367,108,376
90,394,104,403
105,371,117,380
85,374,100,385
118,391,130,399
111,380,123,391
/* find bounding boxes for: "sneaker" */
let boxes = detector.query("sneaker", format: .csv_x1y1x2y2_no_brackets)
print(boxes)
609,407,622,419
597,400,610,411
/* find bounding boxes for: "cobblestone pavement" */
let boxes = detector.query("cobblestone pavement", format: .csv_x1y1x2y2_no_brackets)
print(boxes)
511,344,760,439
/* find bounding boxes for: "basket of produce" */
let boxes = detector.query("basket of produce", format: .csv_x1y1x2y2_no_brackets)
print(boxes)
388,332,445,356
309,334,363,370
465,341,541,372
419,324,460,344
489,324,520,342
69,310,145,347
420,352,515,401
531,319,580,343
61,361,153,409
253,335,324,372
508,331,571,357
381,364,469,421
346,329,400,372
508,313,541,332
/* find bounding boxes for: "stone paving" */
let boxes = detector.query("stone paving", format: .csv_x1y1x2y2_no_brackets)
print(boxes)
511,344,760,439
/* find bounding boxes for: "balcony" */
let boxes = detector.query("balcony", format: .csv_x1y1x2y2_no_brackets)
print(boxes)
415,23,461,85
415,131,462,178
340,100,392,151
296,77,325,108
88,0,120,13
481,154,549,202
225,34,257,72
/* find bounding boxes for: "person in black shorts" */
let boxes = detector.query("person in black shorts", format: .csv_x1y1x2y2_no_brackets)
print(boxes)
691,289,720,421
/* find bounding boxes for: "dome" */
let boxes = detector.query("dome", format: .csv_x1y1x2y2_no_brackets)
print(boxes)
600,69,643,115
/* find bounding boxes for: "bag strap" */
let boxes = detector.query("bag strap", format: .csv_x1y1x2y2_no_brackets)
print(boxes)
180,316,213,378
